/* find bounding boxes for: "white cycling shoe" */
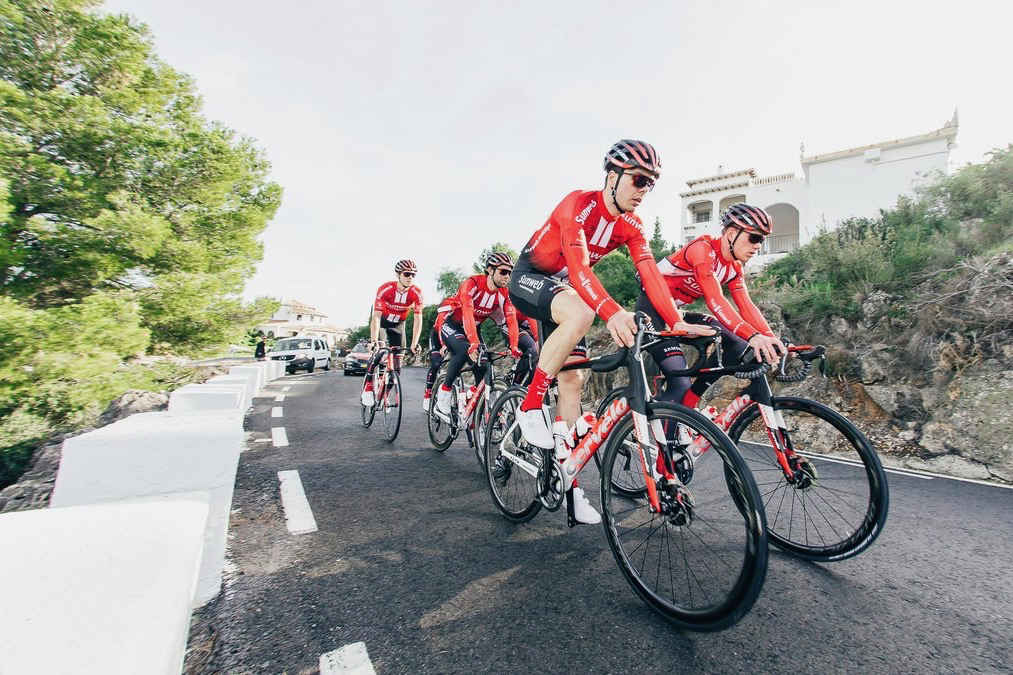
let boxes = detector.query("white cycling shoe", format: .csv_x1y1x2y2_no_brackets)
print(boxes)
517,407,553,449
422,395,432,413
570,486,601,525
360,389,374,407
435,388,453,415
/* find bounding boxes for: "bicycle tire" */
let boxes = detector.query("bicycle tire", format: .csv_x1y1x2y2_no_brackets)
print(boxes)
382,370,402,442
474,380,508,469
427,374,457,451
726,396,889,562
483,386,543,523
600,402,767,632
360,377,375,428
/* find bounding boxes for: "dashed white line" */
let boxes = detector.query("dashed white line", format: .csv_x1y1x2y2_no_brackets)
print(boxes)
271,427,289,447
320,642,376,675
282,386,291,392
272,406,283,417
275,394,286,402
277,470,318,535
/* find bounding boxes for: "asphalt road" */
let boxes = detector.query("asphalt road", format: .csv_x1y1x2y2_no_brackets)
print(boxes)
186,368,1013,674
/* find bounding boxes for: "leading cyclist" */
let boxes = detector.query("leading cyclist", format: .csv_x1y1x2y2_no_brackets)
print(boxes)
508,139,714,524
361,259,424,408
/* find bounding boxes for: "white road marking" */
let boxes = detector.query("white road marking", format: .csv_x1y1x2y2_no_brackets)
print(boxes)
272,406,283,417
277,470,318,535
282,386,291,391
320,643,376,675
275,394,286,402
271,427,289,447
254,438,272,443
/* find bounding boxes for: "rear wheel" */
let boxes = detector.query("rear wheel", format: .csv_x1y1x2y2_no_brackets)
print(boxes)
601,402,767,632
427,374,457,451
483,387,543,523
726,397,888,562
382,371,402,442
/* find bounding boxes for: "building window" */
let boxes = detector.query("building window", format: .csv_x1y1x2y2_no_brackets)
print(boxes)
297,314,303,321
694,210,711,223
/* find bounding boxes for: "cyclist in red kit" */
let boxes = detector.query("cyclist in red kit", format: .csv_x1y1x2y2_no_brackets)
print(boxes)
434,252,522,416
361,259,424,408
509,140,714,524
637,203,786,409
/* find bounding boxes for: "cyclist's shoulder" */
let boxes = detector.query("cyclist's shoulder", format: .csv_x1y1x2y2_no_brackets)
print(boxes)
375,280,397,294
553,189,598,218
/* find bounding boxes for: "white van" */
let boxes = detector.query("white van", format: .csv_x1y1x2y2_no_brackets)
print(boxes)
269,337,331,374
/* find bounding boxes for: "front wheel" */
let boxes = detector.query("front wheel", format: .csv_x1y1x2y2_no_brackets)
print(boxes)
600,402,767,632
474,380,508,469
726,397,889,562
381,371,402,442
483,386,543,523
427,374,457,451
360,376,375,427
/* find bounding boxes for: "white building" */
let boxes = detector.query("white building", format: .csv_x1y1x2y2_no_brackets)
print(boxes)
679,112,959,267
256,299,347,347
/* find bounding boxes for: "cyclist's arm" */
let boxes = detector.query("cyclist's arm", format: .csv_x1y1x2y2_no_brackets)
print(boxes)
727,276,775,337
410,290,424,346
626,226,683,328
684,243,758,341
503,296,520,351
456,278,481,346
560,217,622,321
368,310,381,343
527,319,539,343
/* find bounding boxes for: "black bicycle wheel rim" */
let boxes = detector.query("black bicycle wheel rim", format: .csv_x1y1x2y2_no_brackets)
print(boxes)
601,403,767,631
474,380,508,469
727,397,889,562
382,372,402,442
483,386,542,523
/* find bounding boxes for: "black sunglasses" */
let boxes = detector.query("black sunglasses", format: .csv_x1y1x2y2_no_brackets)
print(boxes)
629,173,656,191
495,268,512,276
736,229,765,245
401,272,416,278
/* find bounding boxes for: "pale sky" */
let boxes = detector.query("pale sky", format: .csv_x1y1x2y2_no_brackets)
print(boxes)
100,0,1013,328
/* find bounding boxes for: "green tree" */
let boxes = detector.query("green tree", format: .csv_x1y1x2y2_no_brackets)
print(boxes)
0,0,282,350
649,217,672,258
437,267,466,299
472,241,519,273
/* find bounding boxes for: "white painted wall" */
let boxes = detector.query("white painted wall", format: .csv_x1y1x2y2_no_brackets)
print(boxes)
804,136,950,235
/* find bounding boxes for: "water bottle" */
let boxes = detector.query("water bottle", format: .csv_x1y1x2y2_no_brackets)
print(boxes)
565,412,597,450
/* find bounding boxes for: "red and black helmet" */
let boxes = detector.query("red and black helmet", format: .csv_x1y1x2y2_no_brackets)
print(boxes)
394,259,417,274
604,140,661,177
485,251,514,269
721,204,773,236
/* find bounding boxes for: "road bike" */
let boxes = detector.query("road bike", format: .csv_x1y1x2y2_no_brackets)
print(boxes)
427,350,512,467
594,338,889,562
482,317,768,631
360,344,415,442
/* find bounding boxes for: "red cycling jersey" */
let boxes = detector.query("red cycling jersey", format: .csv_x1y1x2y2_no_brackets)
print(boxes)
446,274,519,349
657,235,774,341
521,189,682,327
373,281,423,323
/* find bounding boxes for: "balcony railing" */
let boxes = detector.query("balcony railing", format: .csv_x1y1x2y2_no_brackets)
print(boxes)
753,172,799,187
759,233,799,255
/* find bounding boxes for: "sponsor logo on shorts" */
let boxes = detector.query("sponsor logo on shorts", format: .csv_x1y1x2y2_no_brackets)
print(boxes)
519,275,545,292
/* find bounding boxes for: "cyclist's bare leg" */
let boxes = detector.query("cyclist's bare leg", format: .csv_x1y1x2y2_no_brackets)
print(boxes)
556,368,584,426
540,289,594,374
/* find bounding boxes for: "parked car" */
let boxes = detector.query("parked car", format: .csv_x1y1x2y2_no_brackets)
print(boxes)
269,337,331,374
343,342,372,376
